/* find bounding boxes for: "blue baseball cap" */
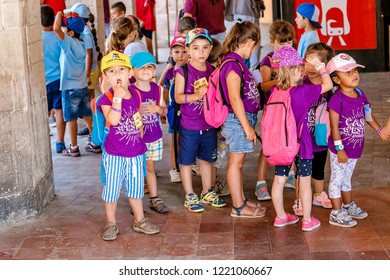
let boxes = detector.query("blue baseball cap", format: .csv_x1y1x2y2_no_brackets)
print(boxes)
61,14,85,34
64,3,90,19
130,52,157,69
185,28,213,46
296,3,322,29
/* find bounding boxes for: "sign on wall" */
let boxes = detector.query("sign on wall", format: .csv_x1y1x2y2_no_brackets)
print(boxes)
293,0,377,50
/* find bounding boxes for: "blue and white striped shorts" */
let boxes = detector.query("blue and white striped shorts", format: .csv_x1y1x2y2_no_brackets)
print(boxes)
102,150,145,202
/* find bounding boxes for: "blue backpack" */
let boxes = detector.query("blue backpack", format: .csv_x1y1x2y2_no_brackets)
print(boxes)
167,64,188,131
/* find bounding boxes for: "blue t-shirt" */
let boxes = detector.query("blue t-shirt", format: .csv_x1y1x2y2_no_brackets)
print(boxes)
58,34,88,91
42,31,61,85
82,25,98,71
297,30,320,58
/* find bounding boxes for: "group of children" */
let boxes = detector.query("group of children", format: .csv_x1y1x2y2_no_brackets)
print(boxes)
42,2,390,241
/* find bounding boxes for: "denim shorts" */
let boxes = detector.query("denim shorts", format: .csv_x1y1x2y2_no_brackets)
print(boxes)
178,127,217,165
62,87,92,122
221,112,258,153
275,158,313,177
46,79,62,111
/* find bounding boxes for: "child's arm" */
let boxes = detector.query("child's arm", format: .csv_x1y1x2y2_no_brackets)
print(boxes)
227,70,257,144
142,97,168,117
329,109,348,163
306,56,333,94
158,63,173,87
259,65,277,93
86,48,93,86
365,113,385,140
174,72,205,104
101,83,128,126
54,11,65,40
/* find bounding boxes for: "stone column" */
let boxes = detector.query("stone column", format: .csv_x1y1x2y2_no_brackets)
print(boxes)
0,0,54,224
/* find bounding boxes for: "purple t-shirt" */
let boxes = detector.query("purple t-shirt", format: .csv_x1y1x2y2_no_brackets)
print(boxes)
273,83,322,159
97,86,147,157
327,88,370,159
163,67,175,89
259,51,273,69
131,83,163,143
220,53,261,114
175,62,214,130
303,76,328,153
184,0,226,35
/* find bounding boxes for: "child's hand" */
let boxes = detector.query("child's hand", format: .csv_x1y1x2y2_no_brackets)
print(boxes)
337,150,348,163
305,55,322,67
379,129,390,141
141,99,159,115
196,86,207,100
113,82,127,98
244,126,257,145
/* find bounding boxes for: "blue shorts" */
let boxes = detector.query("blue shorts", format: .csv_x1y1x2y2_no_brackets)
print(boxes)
222,112,258,153
102,150,145,202
178,126,217,165
46,79,62,111
62,87,92,122
275,158,313,177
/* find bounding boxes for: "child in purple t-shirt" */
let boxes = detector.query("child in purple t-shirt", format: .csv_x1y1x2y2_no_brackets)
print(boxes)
326,53,383,228
292,43,335,217
130,51,169,215
255,19,296,202
219,20,264,218
268,46,333,232
174,28,225,213
98,51,159,240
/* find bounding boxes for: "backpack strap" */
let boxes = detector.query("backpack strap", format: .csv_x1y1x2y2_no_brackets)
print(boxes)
181,64,189,88
104,90,113,128
355,87,362,96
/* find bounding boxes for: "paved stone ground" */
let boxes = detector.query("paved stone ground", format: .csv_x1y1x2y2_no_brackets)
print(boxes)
0,71,389,260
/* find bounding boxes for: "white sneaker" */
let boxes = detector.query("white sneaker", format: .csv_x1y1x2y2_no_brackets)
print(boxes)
169,169,181,183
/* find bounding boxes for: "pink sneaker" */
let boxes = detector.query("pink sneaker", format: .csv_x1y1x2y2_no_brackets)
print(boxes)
292,199,303,216
313,191,332,208
302,215,321,232
274,212,299,227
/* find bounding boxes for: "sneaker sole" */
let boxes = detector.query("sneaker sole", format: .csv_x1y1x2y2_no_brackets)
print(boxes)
62,153,80,157
133,227,160,235
170,178,182,183
329,220,357,228
184,203,204,213
349,213,368,220
302,222,321,232
85,148,102,154
312,200,333,208
274,218,299,227
255,192,271,201
200,199,226,207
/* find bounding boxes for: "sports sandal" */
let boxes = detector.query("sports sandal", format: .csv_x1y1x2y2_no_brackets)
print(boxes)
244,198,267,215
133,218,160,235
150,197,169,214
230,203,265,218
102,223,119,241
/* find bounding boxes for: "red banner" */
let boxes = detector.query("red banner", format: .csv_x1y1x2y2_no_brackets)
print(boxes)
293,0,377,50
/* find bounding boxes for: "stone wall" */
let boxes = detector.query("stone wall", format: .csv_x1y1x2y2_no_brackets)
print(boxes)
0,0,55,224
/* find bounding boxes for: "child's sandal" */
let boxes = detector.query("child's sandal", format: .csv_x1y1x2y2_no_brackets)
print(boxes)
230,203,265,219
102,223,119,241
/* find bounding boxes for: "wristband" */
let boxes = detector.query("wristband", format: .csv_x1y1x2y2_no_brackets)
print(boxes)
335,144,344,151
111,107,122,113
113,97,122,103
320,71,329,77
334,140,342,146
315,62,326,72
185,94,189,104
376,126,383,136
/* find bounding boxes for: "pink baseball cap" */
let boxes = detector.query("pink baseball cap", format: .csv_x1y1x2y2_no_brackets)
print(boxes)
271,46,303,68
326,53,365,74
170,36,186,48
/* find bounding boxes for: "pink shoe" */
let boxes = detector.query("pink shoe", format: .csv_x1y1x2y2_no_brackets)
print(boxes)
274,212,299,227
292,199,303,216
302,215,321,232
313,191,332,208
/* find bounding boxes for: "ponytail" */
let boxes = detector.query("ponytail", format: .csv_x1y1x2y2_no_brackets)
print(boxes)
105,17,134,54
88,13,103,61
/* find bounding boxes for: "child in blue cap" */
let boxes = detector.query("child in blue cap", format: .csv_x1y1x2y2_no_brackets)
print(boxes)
54,11,92,157
295,2,322,58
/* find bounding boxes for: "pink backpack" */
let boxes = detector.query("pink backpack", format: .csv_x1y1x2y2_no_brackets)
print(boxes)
203,58,244,128
261,87,301,166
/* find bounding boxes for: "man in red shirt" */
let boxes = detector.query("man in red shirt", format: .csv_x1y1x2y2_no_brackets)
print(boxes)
136,0,156,55
40,0,66,15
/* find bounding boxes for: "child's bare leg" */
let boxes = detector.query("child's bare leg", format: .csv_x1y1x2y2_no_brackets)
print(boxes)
211,166,217,187
129,198,144,223
257,150,268,181
299,176,312,221
271,175,287,218
199,159,212,193
104,201,118,224
83,115,93,135
146,160,157,197
55,109,66,143
180,164,194,194
341,191,352,205
68,119,78,146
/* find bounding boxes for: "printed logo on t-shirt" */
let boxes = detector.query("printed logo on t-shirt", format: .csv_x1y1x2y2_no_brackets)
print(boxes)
340,108,365,148
246,76,260,107
115,108,142,145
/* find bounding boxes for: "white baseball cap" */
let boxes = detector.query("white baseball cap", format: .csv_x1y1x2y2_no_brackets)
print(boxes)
326,53,365,74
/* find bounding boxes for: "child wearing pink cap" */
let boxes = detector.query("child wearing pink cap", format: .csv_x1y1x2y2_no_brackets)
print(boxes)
326,53,384,227
266,46,333,231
